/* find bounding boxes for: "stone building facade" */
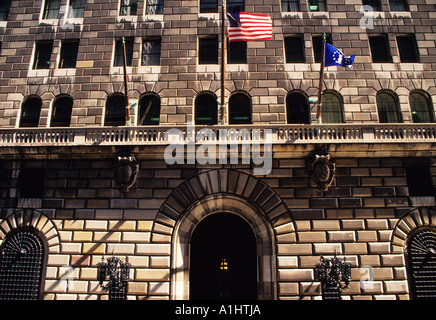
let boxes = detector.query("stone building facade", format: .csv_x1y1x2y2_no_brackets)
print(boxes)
0,0,435,300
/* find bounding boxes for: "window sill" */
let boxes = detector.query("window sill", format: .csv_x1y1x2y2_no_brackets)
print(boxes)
53,68,78,76
117,15,138,23
281,12,303,19
27,69,50,77
390,11,411,19
144,14,164,22
227,64,248,72
39,18,58,26
198,12,219,20
308,11,329,18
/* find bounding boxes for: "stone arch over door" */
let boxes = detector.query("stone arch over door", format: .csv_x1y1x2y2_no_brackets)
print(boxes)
150,169,296,300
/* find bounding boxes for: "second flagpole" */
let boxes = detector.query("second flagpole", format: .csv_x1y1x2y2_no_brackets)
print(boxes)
220,0,226,125
316,33,326,121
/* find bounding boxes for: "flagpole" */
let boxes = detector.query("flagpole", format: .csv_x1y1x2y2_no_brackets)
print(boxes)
316,33,326,120
122,37,131,126
220,0,226,125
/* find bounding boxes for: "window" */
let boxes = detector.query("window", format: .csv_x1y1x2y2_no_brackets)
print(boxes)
146,0,164,14
195,92,218,125
286,91,310,124
229,92,251,124
410,92,434,123
43,0,61,19
389,0,408,11
142,38,161,66
69,0,86,18
312,34,332,63
321,91,343,123
309,0,326,11
228,41,247,64
281,0,300,11
227,0,244,12
407,229,436,300
369,34,391,63
200,0,218,13
105,94,126,126
199,36,218,64
19,169,46,198
139,94,160,125
20,97,42,128
406,167,434,197
285,35,305,63
376,91,401,123
0,0,11,21
362,0,381,11
51,95,73,127
0,228,47,300
120,0,138,16
33,41,53,69
114,38,134,67
397,35,419,63
59,40,79,68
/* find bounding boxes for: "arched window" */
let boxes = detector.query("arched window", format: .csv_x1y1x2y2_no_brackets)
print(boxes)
195,92,218,125
410,91,434,123
229,92,251,125
286,91,310,124
51,95,73,127
376,91,402,123
139,93,160,125
407,229,436,300
321,91,343,123
105,94,126,126
0,228,47,300
20,96,42,128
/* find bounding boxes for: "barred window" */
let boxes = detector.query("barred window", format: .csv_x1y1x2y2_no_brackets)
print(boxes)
51,95,73,127
0,228,47,300
142,38,161,66
69,0,86,18
120,0,138,16
376,91,401,123
410,92,434,123
321,91,343,124
195,92,218,125
146,0,164,14
281,0,300,12
139,94,160,125
43,0,61,19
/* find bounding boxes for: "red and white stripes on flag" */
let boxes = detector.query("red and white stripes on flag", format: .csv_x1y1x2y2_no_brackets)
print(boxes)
227,12,273,42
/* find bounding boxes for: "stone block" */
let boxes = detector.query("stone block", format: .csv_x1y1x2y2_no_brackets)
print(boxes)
278,269,314,281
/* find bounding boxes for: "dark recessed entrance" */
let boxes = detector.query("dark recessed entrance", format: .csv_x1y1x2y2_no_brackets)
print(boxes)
190,212,258,300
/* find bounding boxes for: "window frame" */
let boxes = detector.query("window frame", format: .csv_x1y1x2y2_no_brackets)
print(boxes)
138,93,161,126
68,0,86,18
114,37,134,67
281,0,300,12
228,91,252,125
146,0,164,15
200,0,218,13
119,0,138,16
142,37,162,66
199,36,219,65
308,0,327,11
59,39,80,69
389,0,408,11
368,34,392,63
396,34,420,63
19,96,42,128
321,91,344,124
33,40,53,70
43,0,61,19
51,95,73,127
228,40,247,64
376,91,402,123
105,93,127,126
286,91,310,124
195,92,218,125
285,35,305,63
410,91,434,124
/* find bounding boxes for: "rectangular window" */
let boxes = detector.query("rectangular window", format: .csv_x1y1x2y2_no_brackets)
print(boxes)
227,0,244,13
19,169,46,198
397,34,419,63
146,0,164,14
59,40,79,68
120,0,138,16
309,0,326,11
228,41,247,64
281,0,300,11
142,38,161,66
369,34,391,63
0,0,11,21
199,36,218,64
200,0,218,13
285,35,305,63
406,167,434,197
389,0,408,11
362,0,381,11
114,38,134,67
69,0,86,18
43,0,61,19
33,41,53,69
312,34,331,63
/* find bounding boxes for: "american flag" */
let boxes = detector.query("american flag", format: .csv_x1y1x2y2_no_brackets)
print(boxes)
227,12,273,42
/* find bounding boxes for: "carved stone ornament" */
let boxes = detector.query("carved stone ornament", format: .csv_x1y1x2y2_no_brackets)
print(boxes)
114,153,139,192
308,153,336,191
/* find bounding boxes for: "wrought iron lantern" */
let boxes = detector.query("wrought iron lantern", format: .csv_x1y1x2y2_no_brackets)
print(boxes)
97,255,131,300
315,252,351,300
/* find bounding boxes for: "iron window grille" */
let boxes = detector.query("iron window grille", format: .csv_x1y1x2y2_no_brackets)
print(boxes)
120,0,138,16
408,229,436,299
0,229,47,300
43,0,61,19
281,0,300,12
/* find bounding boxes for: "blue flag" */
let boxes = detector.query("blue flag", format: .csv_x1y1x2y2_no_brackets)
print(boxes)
324,43,355,69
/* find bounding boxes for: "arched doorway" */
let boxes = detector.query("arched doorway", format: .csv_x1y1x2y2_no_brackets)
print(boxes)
190,213,258,300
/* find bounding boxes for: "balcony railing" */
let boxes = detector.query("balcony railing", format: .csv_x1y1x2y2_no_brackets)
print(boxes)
0,124,435,147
